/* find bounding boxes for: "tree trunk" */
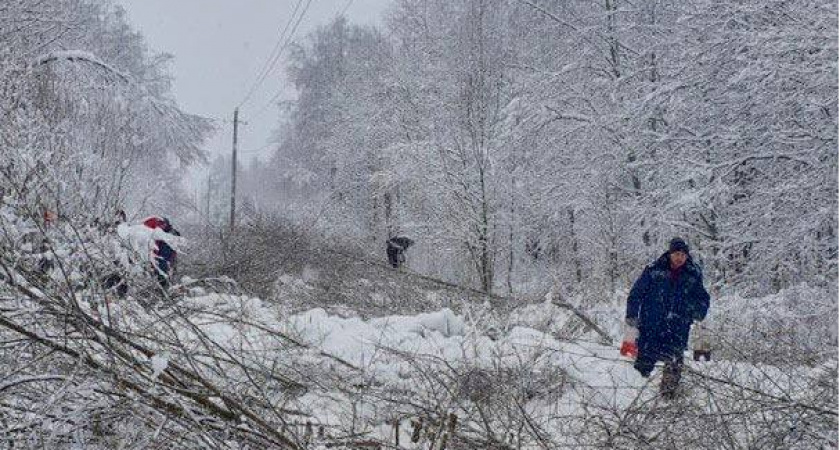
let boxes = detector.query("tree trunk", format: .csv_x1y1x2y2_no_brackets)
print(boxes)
569,208,582,284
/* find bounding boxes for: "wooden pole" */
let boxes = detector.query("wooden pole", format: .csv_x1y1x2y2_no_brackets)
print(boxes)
230,108,239,232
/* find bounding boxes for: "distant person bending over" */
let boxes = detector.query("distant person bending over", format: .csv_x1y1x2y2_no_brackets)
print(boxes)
625,237,710,399
142,216,180,288
386,236,414,269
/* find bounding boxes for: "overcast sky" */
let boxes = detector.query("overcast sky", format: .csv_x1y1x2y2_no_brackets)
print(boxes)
115,0,392,167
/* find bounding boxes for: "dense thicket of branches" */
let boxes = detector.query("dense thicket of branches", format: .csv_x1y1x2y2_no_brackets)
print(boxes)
0,1,233,447
0,1,836,449
237,0,837,298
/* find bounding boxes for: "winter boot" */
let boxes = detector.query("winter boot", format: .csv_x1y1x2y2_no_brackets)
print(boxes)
660,357,683,399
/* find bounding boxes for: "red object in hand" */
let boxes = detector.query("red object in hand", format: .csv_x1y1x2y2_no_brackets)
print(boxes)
620,324,639,358
620,340,638,358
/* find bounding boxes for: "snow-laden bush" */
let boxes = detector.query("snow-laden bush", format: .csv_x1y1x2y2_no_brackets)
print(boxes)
707,284,838,366
0,199,315,448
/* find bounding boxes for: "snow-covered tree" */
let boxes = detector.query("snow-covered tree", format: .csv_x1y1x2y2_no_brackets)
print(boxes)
1,0,212,223
260,0,836,297
269,17,398,244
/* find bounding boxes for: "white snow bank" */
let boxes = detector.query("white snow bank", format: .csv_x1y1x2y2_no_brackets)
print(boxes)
282,307,467,369
140,289,832,446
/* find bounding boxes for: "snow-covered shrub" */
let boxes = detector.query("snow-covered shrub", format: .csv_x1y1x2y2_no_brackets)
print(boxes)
707,284,837,366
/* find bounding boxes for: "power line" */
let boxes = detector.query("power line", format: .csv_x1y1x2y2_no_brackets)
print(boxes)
245,0,356,122
250,0,357,121
237,0,308,109
249,0,316,120
339,0,355,17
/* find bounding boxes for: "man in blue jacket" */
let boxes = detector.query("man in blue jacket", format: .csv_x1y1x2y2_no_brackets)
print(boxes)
626,237,710,398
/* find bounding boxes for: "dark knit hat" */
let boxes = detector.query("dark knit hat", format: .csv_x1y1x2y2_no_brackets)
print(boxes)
668,237,689,254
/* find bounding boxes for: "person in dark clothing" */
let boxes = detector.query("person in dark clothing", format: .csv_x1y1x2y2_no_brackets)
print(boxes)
101,269,127,298
143,216,180,288
386,236,414,269
626,237,710,398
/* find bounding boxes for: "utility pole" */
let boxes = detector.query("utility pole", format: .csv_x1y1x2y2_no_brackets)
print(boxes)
206,173,212,229
230,108,239,233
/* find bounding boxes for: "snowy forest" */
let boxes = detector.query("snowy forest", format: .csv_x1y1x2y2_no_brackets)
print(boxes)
0,0,837,448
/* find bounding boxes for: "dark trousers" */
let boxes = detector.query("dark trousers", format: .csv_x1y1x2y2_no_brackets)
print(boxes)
101,273,127,298
660,357,683,398
633,352,658,378
153,257,171,288
634,351,684,398
387,246,403,268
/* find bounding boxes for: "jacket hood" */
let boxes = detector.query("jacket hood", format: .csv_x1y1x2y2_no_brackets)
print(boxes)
653,251,701,276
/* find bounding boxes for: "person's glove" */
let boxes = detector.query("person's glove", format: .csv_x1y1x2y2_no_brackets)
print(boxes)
620,340,638,358
620,318,639,358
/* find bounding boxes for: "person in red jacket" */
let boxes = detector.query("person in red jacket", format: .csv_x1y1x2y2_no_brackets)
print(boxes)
142,216,180,287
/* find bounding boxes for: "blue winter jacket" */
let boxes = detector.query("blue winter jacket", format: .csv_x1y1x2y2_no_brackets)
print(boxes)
626,252,710,360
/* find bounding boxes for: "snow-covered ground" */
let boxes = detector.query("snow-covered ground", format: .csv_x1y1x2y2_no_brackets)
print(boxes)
5,215,833,448
143,285,835,449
